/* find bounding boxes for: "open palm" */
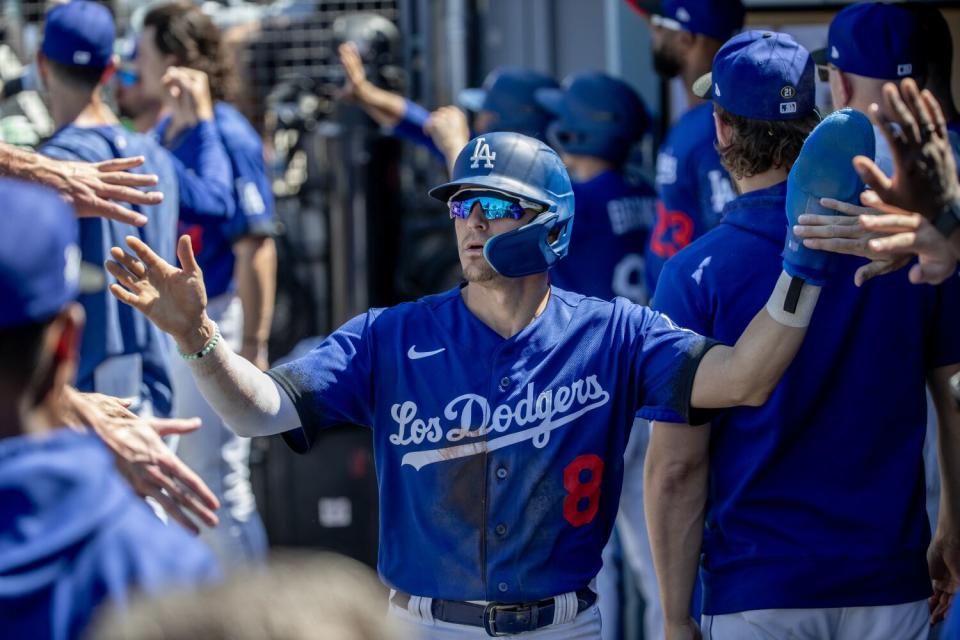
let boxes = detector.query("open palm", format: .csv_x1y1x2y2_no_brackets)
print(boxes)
107,235,209,347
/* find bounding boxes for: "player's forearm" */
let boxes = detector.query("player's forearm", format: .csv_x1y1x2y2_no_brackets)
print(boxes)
691,271,820,408
931,365,960,534
176,316,298,437
234,236,277,354
353,82,406,127
645,422,708,626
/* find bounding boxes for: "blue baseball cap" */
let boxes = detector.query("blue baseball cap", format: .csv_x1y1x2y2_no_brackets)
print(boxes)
693,30,816,121
457,67,559,141
42,0,115,69
811,2,925,81
650,0,745,42
0,179,84,330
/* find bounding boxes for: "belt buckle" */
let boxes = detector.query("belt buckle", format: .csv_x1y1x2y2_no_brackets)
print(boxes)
482,602,536,637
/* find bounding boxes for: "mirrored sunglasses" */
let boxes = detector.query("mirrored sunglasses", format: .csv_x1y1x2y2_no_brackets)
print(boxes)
448,190,542,221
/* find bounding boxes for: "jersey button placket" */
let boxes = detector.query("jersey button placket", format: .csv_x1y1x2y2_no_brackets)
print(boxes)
496,466,508,480
498,375,510,391
498,582,509,594
495,523,507,536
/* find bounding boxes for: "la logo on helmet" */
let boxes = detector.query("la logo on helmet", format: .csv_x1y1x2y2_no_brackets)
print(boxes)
470,137,497,169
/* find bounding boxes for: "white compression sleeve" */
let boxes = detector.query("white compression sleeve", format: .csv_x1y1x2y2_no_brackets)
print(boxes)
184,335,300,437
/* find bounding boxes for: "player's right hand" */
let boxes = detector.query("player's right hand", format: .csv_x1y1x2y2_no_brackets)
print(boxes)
338,42,372,103
107,234,212,353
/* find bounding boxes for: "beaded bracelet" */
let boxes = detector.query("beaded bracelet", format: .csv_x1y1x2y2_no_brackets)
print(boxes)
178,323,222,361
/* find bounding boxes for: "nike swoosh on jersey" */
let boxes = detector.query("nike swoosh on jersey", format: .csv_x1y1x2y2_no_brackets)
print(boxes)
407,346,446,360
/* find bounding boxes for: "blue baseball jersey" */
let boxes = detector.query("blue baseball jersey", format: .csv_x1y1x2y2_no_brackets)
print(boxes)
0,429,220,640
41,125,179,416
643,182,960,614
550,170,657,304
157,103,276,299
267,285,717,601
646,102,735,297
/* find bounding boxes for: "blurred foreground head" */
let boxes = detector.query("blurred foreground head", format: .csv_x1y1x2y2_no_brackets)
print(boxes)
90,552,409,640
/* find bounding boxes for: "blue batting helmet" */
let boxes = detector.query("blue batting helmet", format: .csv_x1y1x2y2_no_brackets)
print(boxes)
457,66,559,142
429,132,575,277
535,72,651,164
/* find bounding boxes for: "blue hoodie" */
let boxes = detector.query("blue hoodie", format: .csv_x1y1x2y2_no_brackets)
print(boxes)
0,429,220,639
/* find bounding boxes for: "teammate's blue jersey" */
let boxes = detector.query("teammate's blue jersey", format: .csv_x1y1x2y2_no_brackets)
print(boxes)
267,285,717,601
551,170,656,304
0,429,219,640
41,125,179,416
157,103,276,299
646,102,735,297
643,182,960,614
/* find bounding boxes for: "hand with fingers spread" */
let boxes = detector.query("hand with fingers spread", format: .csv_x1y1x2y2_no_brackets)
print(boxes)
59,386,220,534
794,195,958,286
854,78,960,218
107,234,215,354
32,154,163,226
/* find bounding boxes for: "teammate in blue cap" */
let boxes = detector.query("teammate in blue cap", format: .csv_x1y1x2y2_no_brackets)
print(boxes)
107,115,840,635
644,30,960,640
0,178,219,640
534,71,656,304
133,1,278,571
635,0,742,298
813,1,926,175
36,0,231,419
340,41,558,168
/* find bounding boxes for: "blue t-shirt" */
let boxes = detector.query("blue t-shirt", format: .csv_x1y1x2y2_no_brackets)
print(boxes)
41,125,179,416
157,103,276,299
643,181,960,614
646,102,735,297
0,429,219,640
267,285,717,601
550,170,657,304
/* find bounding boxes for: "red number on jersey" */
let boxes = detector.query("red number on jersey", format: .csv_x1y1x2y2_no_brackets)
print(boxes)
562,454,604,527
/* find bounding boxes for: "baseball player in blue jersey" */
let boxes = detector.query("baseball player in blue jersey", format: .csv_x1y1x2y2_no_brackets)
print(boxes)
644,31,960,640
638,0,742,297
0,179,219,640
108,126,834,636
340,41,557,169
36,0,233,418
133,1,278,570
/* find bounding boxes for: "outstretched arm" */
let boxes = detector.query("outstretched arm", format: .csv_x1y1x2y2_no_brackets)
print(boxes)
690,271,820,409
106,234,299,437
338,42,407,127
2,144,162,225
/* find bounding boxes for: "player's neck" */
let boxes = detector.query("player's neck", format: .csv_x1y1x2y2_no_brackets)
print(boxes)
0,384,58,440
461,275,551,339
53,88,120,129
564,155,615,182
733,166,789,196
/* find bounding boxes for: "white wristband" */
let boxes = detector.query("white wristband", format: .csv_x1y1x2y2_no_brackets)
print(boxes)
765,270,822,328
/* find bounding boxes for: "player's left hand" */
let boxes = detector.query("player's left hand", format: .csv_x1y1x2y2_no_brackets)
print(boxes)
59,387,220,535
928,534,960,625
37,155,162,226
162,66,215,139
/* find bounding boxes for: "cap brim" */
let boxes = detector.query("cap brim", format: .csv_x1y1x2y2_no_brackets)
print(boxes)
692,72,713,99
428,174,554,209
457,88,487,112
811,48,828,65
533,87,567,117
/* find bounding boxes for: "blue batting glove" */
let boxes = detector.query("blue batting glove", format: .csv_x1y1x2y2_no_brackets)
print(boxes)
783,108,875,285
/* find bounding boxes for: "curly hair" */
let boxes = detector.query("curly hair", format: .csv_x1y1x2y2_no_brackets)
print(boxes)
714,104,821,179
143,2,236,102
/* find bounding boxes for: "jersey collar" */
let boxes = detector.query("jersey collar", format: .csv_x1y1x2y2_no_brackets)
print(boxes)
719,180,788,244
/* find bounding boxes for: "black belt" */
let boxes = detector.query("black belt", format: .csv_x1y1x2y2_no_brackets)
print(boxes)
390,588,596,637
